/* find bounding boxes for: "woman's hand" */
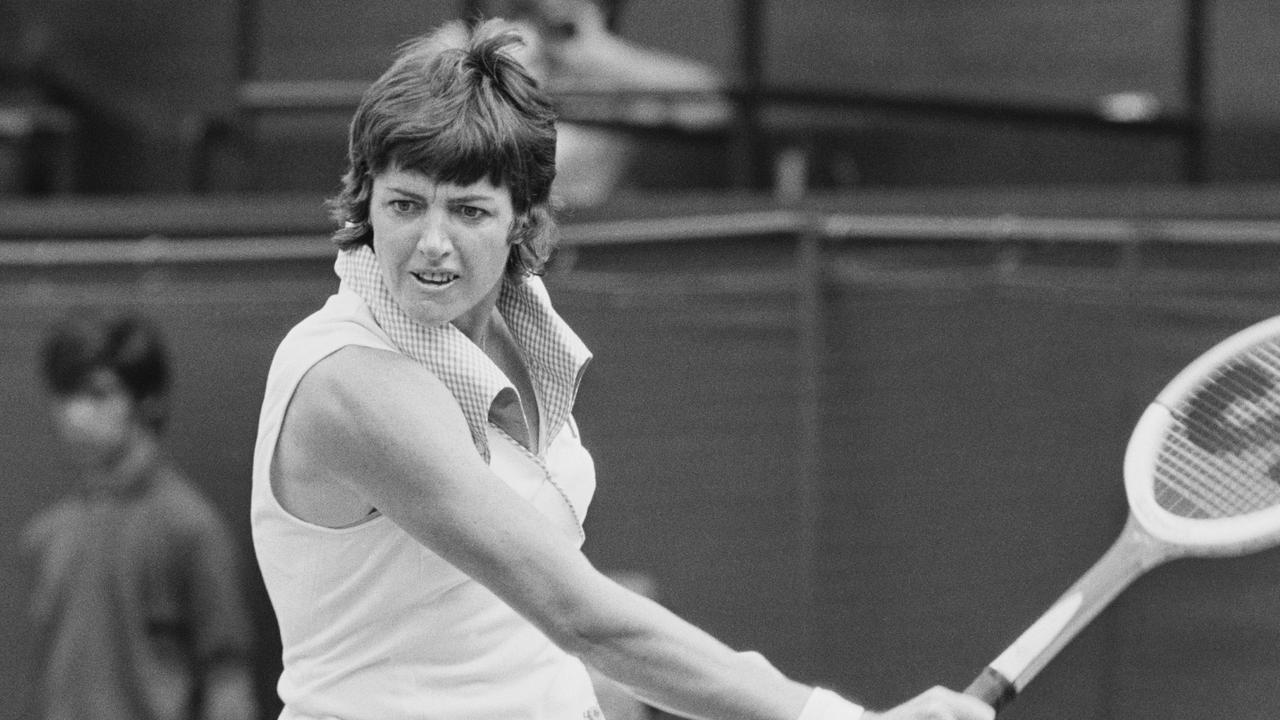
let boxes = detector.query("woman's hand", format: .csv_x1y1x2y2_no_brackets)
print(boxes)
864,687,995,720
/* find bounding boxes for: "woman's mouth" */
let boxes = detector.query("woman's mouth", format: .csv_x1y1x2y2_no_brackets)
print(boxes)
412,270,460,287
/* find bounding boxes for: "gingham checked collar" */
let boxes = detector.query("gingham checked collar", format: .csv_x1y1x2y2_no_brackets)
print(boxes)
335,245,591,461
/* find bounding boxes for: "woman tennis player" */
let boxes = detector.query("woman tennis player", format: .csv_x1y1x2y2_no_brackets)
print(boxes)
250,17,993,720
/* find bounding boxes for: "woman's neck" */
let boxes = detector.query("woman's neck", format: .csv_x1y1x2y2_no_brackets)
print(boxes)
452,305,501,353
451,277,505,345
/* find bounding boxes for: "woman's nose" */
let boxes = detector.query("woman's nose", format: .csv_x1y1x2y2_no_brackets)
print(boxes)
417,218,453,259
417,226,453,260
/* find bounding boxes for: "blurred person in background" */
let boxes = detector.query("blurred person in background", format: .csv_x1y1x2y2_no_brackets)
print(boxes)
251,17,991,720
19,312,257,720
500,0,733,207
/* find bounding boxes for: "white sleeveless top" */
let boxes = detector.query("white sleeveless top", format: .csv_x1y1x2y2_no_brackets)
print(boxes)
251,290,603,720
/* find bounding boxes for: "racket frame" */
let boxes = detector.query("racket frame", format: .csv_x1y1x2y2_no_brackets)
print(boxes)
1126,403,1280,557
966,313,1280,711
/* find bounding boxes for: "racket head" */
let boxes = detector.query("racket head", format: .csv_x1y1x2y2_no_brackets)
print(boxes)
1125,314,1280,558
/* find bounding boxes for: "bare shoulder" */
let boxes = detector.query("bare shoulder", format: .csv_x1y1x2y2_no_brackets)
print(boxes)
303,344,437,400
273,344,479,526
298,344,475,426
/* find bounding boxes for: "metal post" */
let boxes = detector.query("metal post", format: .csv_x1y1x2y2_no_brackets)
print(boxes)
732,0,765,189
235,0,259,85
794,225,824,674
1183,0,1208,183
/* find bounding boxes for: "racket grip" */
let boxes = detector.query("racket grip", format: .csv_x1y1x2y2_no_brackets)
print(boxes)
963,666,1016,714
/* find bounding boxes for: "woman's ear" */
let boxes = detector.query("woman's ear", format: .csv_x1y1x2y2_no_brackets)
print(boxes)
510,215,530,245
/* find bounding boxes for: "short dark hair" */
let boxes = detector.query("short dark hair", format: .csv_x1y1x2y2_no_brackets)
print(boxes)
327,18,560,279
39,312,171,432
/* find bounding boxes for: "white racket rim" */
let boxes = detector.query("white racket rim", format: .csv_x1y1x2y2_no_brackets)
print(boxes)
1125,313,1280,557
1154,314,1280,407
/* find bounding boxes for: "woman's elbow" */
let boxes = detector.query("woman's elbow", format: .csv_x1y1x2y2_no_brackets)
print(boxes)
536,586,645,660
540,602,620,657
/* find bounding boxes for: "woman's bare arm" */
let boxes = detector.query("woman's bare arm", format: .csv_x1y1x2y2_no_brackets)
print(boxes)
281,345,812,720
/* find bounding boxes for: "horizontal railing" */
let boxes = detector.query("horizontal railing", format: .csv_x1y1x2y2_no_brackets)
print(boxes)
2,209,1279,267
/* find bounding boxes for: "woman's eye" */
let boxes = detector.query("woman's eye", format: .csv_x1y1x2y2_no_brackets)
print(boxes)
457,205,488,220
389,199,417,214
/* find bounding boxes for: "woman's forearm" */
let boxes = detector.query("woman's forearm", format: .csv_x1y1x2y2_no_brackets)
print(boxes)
562,586,813,720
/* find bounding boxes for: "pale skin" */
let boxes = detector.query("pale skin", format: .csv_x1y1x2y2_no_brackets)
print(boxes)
271,166,993,720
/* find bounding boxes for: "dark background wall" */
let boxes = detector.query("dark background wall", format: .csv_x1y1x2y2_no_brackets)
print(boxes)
2,1,1280,193
1,190,1279,719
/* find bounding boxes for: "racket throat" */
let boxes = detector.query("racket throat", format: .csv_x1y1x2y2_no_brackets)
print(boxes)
988,515,1174,691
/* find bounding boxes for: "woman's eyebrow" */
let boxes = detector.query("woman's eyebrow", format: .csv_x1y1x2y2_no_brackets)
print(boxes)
447,193,498,204
383,185,428,201
382,185,496,204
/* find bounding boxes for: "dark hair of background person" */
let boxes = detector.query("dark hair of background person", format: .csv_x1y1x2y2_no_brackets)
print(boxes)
39,313,171,433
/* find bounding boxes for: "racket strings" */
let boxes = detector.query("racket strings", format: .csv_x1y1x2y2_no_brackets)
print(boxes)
1156,342,1280,519
1158,436,1277,516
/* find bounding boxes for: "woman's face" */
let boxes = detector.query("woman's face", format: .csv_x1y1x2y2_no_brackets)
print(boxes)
369,167,517,337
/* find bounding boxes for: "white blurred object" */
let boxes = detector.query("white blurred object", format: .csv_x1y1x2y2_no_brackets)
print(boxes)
1097,91,1162,123
507,0,733,207
531,0,732,129
773,146,809,203
553,123,635,208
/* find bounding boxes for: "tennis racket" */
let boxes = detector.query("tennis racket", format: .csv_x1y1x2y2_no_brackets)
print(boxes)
965,313,1280,713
